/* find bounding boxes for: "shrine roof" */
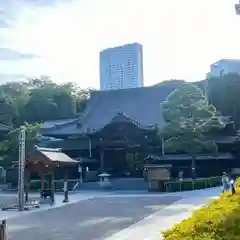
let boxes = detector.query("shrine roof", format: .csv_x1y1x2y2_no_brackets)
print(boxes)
41,83,182,137
0,123,13,132
28,147,78,165
145,153,234,161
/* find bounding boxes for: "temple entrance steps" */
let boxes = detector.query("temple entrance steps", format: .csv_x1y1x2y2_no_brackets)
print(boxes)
76,178,148,191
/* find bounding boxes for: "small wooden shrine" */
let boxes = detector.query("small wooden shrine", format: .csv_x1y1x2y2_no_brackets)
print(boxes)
26,147,78,203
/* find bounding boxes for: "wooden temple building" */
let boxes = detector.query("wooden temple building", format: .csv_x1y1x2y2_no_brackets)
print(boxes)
40,84,240,181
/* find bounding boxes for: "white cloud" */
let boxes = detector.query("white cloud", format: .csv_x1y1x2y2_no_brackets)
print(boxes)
0,0,240,88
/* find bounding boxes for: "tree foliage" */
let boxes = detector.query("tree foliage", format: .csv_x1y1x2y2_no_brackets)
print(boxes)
0,123,41,167
160,83,224,165
0,76,93,166
208,73,240,128
0,76,92,125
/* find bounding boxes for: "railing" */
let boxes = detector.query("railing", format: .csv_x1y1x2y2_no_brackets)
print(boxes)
29,179,79,191
164,176,222,192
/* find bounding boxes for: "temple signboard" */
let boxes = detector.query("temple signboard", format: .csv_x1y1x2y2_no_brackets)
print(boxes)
145,164,172,181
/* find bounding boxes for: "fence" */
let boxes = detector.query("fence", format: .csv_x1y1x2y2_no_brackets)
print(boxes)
164,176,222,192
29,179,79,191
0,220,7,240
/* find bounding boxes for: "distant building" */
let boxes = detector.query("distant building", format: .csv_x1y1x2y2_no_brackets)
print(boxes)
209,59,240,77
99,43,144,91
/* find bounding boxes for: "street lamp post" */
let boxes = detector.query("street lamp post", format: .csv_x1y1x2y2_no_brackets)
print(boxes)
18,126,26,211
87,137,92,158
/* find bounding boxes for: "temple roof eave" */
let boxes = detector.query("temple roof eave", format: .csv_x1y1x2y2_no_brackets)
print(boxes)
41,112,161,138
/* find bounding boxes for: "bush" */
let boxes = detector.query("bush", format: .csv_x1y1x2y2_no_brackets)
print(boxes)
235,177,240,187
162,189,240,240
165,177,221,192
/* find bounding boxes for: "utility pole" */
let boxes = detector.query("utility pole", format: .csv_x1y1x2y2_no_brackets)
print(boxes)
18,126,26,211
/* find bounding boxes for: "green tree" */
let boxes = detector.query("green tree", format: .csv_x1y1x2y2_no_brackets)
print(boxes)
0,123,41,166
53,88,76,119
22,78,77,122
23,87,59,122
0,77,91,125
208,73,240,128
0,81,30,125
0,92,14,127
160,83,224,178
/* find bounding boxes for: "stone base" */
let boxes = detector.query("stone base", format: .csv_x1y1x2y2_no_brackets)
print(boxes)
99,181,112,189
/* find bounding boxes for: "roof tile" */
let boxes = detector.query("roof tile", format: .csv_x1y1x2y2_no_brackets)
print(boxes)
43,84,183,136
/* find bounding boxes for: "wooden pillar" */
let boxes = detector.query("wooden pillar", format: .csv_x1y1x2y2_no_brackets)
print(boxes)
0,220,7,240
62,170,69,203
51,172,55,204
24,169,30,203
40,172,45,199
41,172,44,190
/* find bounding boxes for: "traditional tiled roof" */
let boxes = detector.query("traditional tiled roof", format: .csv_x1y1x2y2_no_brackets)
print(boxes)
27,147,78,165
41,119,77,130
145,153,234,161
0,123,13,132
42,83,182,137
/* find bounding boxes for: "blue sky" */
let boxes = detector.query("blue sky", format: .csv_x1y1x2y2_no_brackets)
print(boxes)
0,0,239,89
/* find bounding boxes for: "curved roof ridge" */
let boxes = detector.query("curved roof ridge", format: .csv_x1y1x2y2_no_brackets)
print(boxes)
111,111,141,125
93,111,150,133
77,91,102,126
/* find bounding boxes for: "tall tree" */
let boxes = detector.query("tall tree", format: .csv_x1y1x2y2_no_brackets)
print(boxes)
160,83,224,178
0,92,14,126
208,73,240,128
0,123,41,166
0,77,93,125
53,88,76,119
23,87,59,122
0,81,30,125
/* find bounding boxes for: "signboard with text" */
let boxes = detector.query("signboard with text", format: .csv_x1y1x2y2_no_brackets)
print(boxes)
148,168,170,180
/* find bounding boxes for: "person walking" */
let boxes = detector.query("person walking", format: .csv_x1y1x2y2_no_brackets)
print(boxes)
222,172,230,193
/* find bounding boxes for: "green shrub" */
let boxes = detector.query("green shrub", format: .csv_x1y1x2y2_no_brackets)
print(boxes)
235,177,240,187
165,177,221,192
162,189,240,240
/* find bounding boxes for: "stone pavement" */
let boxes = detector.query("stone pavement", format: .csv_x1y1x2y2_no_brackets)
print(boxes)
6,195,180,240
0,192,102,221
105,187,221,240
1,188,221,240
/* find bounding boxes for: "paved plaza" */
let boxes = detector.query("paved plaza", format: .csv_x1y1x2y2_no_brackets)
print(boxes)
0,195,18,208
4,195,179,240
0,188,220,240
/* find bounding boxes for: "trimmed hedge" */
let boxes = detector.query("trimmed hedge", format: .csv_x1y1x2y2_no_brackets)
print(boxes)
165,177,221,192
162,188,240,240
